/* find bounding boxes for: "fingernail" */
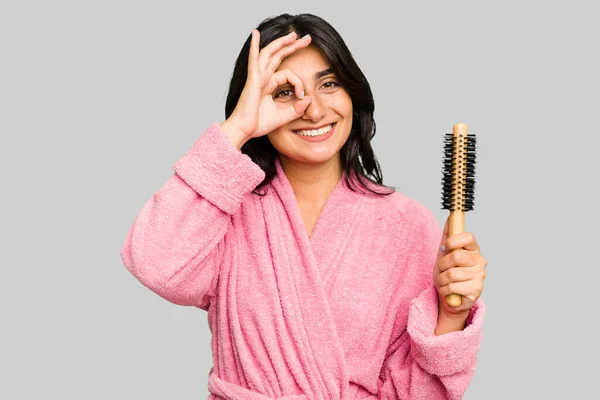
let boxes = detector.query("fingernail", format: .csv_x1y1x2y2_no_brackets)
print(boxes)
440,244,446,253
303,33,311,39
466,295,475,301
300,90,305,99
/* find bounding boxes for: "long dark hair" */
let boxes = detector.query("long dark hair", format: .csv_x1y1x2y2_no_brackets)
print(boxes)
225,13,395,196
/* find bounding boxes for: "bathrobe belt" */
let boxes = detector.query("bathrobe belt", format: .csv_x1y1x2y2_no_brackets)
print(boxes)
208,369,307,400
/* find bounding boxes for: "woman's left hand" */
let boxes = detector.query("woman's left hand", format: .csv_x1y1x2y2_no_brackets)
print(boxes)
433,216,487,317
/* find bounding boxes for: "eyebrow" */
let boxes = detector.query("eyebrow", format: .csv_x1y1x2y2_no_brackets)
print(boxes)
315,67,334,80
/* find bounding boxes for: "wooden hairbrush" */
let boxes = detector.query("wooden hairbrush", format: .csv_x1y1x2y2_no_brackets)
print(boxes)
441,123,477,307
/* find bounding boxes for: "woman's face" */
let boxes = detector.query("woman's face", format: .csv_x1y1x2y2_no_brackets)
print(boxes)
267,45,353,167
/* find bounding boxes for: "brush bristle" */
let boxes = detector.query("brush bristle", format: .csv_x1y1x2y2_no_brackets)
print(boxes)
441,133,477,211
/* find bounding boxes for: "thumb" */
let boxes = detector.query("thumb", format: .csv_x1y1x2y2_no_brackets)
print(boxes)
439,215,450,253
280,96,312,123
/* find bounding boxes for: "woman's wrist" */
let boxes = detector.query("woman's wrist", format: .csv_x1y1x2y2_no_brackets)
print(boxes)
220,120,250,150
434,303,469,336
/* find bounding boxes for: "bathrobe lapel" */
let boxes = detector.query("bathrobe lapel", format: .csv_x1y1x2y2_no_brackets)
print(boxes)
258,159,364,400
271,158,365,291
306,179,365,292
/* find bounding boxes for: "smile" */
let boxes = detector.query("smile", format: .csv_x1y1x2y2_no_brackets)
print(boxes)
293,123,335,137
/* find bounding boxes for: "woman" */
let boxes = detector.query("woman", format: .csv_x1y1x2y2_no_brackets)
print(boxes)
121,13,486,400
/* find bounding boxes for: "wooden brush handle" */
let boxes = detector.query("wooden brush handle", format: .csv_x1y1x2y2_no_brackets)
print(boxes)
446,123,468,307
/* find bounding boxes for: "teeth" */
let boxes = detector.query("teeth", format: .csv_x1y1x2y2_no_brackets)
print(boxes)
295,124,333,137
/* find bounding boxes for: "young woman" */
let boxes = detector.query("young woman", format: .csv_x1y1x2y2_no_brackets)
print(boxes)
121,13,487,400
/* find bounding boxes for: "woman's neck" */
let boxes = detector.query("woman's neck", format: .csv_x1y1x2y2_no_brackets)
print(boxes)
278,154,342,205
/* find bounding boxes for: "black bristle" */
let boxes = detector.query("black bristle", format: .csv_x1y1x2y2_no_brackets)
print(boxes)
441,133,477,211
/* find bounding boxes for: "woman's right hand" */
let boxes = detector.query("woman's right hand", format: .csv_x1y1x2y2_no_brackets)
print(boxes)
221,29,313,149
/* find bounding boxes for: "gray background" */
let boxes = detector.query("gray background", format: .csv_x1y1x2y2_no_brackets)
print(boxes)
2,0,598,398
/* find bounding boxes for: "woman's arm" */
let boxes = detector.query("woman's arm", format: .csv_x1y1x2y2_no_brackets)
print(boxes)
377,203,485,399
120,122,265,309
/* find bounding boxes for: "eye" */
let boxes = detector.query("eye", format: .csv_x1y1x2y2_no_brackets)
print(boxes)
321,80,339,89
273,87,295,99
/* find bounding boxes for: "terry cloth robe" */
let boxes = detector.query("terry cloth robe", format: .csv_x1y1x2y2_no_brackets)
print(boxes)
121,122,485,400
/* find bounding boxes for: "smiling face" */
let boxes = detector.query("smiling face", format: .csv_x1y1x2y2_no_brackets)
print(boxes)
267,45,353,168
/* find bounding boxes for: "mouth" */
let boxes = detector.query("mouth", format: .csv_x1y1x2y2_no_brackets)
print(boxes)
292,123,335,137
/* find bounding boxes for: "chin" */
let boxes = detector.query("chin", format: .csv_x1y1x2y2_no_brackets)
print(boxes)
285,149,341,165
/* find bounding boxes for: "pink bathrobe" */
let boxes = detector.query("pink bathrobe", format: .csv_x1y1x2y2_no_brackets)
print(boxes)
121,122,485,400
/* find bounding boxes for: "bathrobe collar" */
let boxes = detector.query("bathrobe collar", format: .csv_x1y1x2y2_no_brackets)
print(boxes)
271,156,368,286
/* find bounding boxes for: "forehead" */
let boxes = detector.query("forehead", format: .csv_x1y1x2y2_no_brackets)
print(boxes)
276,45,331,76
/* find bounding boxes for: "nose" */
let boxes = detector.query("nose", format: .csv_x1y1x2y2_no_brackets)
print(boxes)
301,93,325,121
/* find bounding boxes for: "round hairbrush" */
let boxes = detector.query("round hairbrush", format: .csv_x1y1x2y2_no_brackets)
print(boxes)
441,123,477,307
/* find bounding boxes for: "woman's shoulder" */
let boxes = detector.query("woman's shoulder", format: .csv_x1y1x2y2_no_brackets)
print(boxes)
358,185,438,226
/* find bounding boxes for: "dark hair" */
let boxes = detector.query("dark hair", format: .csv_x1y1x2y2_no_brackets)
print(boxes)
225,13,395,196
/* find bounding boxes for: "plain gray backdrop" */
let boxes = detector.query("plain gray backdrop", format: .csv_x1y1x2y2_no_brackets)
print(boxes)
2,0,599,398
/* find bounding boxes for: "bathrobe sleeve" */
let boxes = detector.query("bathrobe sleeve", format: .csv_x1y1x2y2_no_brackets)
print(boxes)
120,122,265,309
377,203,485,400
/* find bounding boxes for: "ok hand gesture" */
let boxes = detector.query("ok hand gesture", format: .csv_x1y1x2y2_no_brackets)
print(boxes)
222,30,314,145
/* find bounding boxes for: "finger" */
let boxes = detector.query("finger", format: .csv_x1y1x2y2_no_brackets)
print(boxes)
247,30,260,78
279,95,313,123
272,69,305,100
438,280,480,301
437,250,481,272
444,231,480,253
258,31,298,70
436,265,479,287
439,216,450,254
265,34,312,75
